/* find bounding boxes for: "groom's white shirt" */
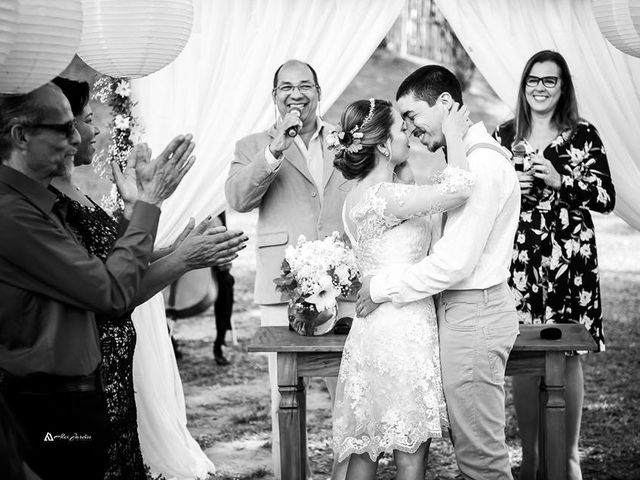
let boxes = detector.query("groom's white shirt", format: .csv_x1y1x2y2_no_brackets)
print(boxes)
370,122,520,304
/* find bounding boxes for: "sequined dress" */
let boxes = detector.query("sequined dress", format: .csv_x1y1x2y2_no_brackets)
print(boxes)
51,187,148,480
332,171,474,462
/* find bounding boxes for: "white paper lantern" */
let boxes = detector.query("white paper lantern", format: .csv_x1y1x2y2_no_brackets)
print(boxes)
593,0,640,57
0,0,82,94
78,0,193,79
0,0,19,67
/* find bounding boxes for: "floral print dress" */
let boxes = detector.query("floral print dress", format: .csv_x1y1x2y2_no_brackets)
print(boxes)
50,187,148,480
493,120,616,352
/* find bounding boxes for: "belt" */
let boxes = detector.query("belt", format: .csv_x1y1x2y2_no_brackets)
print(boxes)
0,371,103,394
441,282,509,304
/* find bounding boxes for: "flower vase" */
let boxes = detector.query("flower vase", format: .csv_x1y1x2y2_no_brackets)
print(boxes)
288,299,339,336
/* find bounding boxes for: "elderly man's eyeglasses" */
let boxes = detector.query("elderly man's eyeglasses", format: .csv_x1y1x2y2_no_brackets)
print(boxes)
275,83,317,94
525,75,559,88
28,120,78,138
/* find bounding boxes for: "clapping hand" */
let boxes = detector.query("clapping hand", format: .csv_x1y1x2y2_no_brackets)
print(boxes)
150,218,197,261
112,144,148,219
175,214,248,269
136,134,196,206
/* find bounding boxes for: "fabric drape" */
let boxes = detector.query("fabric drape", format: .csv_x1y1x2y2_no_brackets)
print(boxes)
130,1,404,478
133,0,404,242
132,295,214,479
436,0,640,230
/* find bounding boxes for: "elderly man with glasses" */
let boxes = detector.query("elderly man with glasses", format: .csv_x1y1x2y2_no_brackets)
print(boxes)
0,82,194,480
226,59,353,480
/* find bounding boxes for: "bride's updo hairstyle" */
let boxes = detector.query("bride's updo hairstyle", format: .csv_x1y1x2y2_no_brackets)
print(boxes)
331,98,393,181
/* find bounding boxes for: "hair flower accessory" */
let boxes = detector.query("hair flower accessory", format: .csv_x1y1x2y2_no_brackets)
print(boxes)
327,127,364,154
327,98,376,155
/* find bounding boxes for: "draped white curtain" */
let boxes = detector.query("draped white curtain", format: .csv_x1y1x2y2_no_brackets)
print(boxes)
132,0,405,244
129,2,403,477
435,0,640,230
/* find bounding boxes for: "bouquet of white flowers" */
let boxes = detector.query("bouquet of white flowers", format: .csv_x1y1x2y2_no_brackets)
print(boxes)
274,232,360,312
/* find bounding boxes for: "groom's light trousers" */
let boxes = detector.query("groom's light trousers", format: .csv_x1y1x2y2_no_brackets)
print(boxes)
438,282,519,480
260,305,343,480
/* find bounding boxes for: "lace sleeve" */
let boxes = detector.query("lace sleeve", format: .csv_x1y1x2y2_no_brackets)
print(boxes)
432,166,476,194
350,183,405,242
376,174,476,220
376,183,437,220
351,175,476,242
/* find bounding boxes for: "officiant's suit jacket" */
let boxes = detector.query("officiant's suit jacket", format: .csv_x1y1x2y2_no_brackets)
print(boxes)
226,123,352,305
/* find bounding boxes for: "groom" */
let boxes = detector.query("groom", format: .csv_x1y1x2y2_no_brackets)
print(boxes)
356,65,521,479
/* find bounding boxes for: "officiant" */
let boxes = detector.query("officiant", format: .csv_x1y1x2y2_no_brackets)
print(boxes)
225,59,353,480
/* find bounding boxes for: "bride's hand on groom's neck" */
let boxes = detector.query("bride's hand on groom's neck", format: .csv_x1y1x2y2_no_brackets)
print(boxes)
441,102,470,140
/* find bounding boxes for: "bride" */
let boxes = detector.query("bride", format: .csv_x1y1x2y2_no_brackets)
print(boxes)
330,98,474,479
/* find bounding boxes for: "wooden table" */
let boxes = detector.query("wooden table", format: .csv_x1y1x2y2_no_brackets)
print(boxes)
249,324,596,480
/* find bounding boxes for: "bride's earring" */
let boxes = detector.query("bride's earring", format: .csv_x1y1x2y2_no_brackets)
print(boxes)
384,152,396,179
383,141,396,179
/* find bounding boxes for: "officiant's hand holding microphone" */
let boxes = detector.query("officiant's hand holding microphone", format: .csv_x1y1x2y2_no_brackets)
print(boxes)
268,107,303,158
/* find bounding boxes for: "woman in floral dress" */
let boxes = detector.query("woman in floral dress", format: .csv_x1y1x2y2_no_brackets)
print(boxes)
493,50,615,480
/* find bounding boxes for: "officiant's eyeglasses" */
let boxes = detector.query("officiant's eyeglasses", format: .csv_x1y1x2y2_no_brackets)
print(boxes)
27,120,78,139
525,75,559,88
275,83,317,94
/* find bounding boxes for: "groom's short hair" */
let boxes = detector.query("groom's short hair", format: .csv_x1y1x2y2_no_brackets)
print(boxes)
396,65,463,106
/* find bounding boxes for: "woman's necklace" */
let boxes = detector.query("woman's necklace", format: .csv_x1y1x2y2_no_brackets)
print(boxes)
527,127,560,153
54,179,94,208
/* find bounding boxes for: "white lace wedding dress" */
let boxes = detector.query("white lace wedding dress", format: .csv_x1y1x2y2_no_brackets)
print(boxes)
333,172,472,462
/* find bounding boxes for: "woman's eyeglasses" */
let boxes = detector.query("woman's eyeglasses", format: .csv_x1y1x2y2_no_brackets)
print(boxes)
28,120,78,138
525,75,559,88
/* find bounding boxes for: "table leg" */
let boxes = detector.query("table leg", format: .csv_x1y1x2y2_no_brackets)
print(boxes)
277,352,306,480
539,351,567,479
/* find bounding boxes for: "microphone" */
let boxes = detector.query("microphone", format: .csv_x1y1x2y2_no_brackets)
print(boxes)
511,141,527,172
286,109,301,137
